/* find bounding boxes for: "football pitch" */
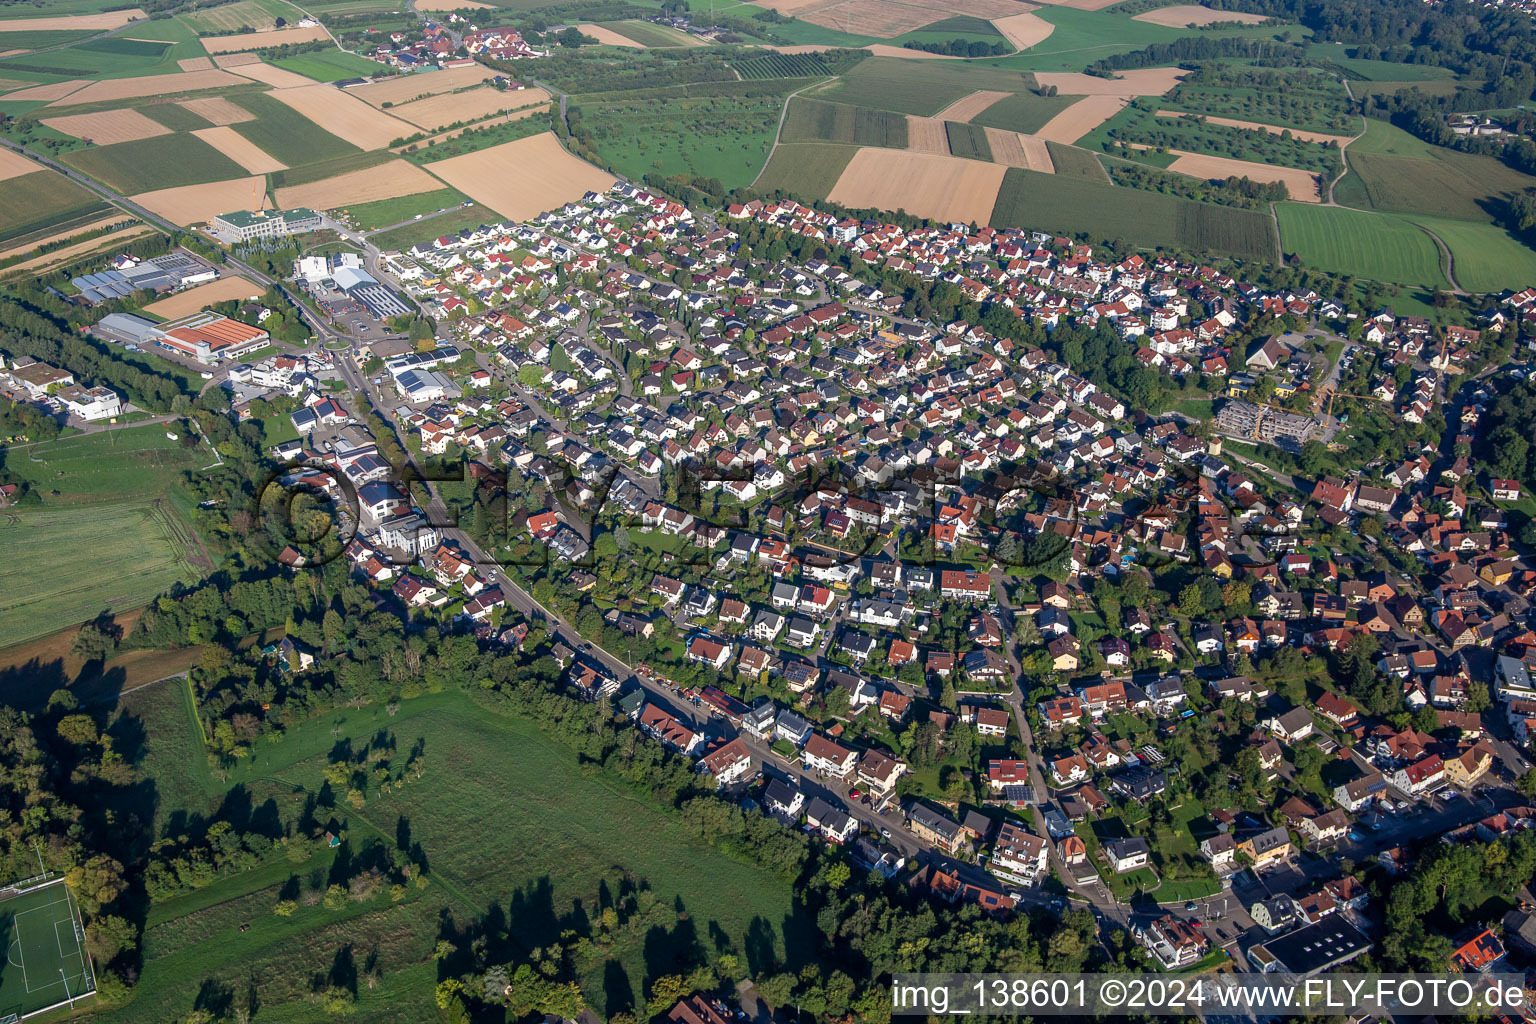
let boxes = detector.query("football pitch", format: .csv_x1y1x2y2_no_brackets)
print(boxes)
0,880,93,1021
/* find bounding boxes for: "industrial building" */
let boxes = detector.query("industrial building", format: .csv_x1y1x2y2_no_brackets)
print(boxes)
94,310,269,365
331,265,413,319
72,252,219,304
212,208,322,243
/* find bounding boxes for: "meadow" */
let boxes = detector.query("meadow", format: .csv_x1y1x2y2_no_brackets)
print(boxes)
273,49,390,82
779,96,908,147
969,88,1077,133
1275,202,1447,287
62,131,251,194
1412,216,1536,294
1044,141,1108,180
573,90,784,189
751,140,856,199
344,187,472,230
1332,118,1536,225
596,19,699,47
369,201,502,248
819,58,1034,117
988,165,1276,260
0,168,106,245
0,500,201,648
231,89,362,164
945,119,991,160
97,687,809,1022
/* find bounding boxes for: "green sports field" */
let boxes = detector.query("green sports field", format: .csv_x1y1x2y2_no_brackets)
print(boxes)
0,880,93,1021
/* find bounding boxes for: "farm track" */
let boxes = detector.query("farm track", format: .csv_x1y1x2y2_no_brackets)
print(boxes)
752,76,838,189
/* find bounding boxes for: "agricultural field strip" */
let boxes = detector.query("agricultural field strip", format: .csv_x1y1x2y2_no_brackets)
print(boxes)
1155,109,1355,145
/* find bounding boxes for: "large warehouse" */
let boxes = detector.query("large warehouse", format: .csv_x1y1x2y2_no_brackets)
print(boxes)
331,266,413,319
94,311,270,364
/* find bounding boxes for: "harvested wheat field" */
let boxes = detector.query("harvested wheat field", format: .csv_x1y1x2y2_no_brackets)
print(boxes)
1133,4,1268,25
348,64,495,106
802,0,947,37
191,126,287,173
1035,67,1186,96
0,8,147,31
749,0,841,14
1027,0,1123,9
130,175,266,227
1155,109,1355,145
948,0,1038,16
389,101,546,152
268,83,413,149
766,42,960,59
2,225,156,279
275,158,441,209
0,215,133,262
935,90,1011,122
3,79,87,102
985,128,1054,172
1034,94,1126,143
906,116,950,155
0,51,20,59
201,25,331,53
213,51,261,67
1165,150,1322,201
230,62,321,88
991,10,1054,50
389,84,529,130
178,95,256,124
0,146,39,182
177,56,215,72
425,132,616,221
414,0,491,7
578,23,643,46
49,69,247,106
142,275,264,318
41,108,169,145
828,147,1006,224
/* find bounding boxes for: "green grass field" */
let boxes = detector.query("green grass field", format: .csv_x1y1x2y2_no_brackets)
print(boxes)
99,688,808,1022
573,91,784,190
1275,202,1448,287
272,48,390,81
344,187,472,230
945,119,991,160
369,202,501,249
61,132,249,195
179,0,299,33
0,168,106,245
1310,48,1457,82
989,166,1276,261
0,28,96,48
779,97,907,147
969,89,1076,133
751,140,855,199
597,19,698,46
819,58,1033,116
0,501,201,648
1045,141,1109,181
0,880,92,1021
5,426,206,505
1412,216,1536,293
231,90,361,164
1331,118,1536,224
979,5,1276,72
137,101,215,131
